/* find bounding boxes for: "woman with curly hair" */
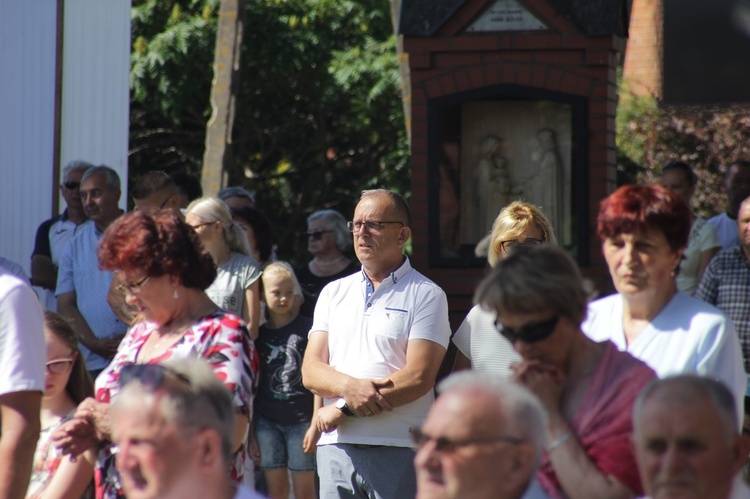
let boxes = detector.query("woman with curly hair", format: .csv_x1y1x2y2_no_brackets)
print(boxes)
52,210,257,498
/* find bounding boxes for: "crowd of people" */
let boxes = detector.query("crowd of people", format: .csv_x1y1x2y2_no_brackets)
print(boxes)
1,158,750,499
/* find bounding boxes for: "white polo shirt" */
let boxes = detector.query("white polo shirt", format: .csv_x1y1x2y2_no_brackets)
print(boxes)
311,257,451,447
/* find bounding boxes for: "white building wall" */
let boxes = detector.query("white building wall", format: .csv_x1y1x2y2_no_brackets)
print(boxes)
0,1,131,278
0,2,58,277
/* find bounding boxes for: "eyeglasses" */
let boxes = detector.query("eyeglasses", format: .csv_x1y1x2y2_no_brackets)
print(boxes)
302,230,333,241
189,222,214,230
346,220,404,233
46,358,75,375
411,428,522,453
116,275,151,296
62,181,81,190
496,315,559,344
499,238,544,252
118,363,191,391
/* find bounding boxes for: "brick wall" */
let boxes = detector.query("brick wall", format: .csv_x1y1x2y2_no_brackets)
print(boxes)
404,0,625,325
622,0,662,98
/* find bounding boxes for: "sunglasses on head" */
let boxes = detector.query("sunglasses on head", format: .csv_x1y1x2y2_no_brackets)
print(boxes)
302,230,333,241
63,181,81,190
496,315,559,344
118,363,191,391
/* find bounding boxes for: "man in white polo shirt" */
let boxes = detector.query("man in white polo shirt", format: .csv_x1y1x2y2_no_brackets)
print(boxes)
302,189,451,499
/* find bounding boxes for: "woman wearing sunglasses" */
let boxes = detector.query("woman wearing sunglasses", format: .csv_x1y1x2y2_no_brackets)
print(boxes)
52,210,256,499
27,311,95,499
475,245,655,499
583,185,746,420
452,201,556,375
295,209,359,319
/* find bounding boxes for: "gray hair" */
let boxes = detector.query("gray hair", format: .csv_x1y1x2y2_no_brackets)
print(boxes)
474,245,593,325
307,209,351,252
62,160,94,177
438,371,547,469
360,189,411,227
114,357,235,462
186,197,251,256
81,165,121,190
633,374,738,444
218,186,255,205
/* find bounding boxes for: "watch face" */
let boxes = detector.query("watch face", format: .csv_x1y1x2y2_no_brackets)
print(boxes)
336,398,346,410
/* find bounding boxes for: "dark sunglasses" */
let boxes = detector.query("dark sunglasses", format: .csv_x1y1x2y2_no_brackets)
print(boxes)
302,230,333,241
63,181,81,190
118,363,191,391
496,315,559,344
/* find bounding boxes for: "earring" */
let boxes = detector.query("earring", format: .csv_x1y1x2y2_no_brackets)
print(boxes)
670,269,676,278
173,289,179,300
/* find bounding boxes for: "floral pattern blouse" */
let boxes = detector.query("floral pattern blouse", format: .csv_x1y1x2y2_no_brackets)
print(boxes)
27,409,94,499
93,310,259,499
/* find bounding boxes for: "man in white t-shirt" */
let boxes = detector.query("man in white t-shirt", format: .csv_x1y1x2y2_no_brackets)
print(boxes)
0,272,46,499
302,189,451,498
707,160,750,250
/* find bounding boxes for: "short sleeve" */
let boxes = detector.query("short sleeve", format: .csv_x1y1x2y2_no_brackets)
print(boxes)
697,221,721,252
0,277,45,396
55,240,75,296
451,313,473,359
32,219,54,258
409,283,451,348
695,257,719,304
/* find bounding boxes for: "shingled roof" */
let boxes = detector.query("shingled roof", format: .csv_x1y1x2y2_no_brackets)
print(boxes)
399,0,631,37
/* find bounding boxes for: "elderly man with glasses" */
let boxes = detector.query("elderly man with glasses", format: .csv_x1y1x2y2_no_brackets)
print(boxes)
302,189,451,498
111,358,263,499
414,371,548,499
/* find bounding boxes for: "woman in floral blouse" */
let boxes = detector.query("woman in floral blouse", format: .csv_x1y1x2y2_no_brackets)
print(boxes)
52,211,258,499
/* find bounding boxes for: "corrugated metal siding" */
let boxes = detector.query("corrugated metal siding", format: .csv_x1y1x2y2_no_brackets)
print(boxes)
0,1,131,276
60,0,130,201
0,2,58,275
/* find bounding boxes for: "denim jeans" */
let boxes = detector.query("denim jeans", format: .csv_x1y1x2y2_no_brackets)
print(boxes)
255,414,316,472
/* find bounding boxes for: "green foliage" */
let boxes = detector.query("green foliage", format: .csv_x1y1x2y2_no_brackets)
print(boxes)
616,82,750,219
128,0,408,264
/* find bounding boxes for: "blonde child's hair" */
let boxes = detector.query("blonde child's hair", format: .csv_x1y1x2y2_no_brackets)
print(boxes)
261,261,302,297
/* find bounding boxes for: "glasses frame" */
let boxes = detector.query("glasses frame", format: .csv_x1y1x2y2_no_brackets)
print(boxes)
303,230,333,241
346,220,405,233
62,181,81,190
189,222,214,230
116,275,151,296
411,428,522,453
496,315,559,344
45,358,76,375
499,238,544,252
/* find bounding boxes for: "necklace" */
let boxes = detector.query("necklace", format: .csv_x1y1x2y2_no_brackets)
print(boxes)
142,304,210,359
312,256,346,267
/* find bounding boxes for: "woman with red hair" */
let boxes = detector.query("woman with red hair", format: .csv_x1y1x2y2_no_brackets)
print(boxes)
52,211,257,498
582,185,745,417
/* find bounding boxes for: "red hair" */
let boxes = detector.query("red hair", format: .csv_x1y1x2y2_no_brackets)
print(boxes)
597,185,690,251
98,211,216,290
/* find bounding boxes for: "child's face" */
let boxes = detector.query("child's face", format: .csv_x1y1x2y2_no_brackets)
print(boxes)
263,273,296,315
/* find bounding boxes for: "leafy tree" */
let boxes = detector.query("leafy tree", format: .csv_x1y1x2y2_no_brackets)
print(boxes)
129,0,408,264
617,82,750,219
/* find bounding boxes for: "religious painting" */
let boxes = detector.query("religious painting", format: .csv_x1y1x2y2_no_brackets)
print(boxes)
429,90,588,268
